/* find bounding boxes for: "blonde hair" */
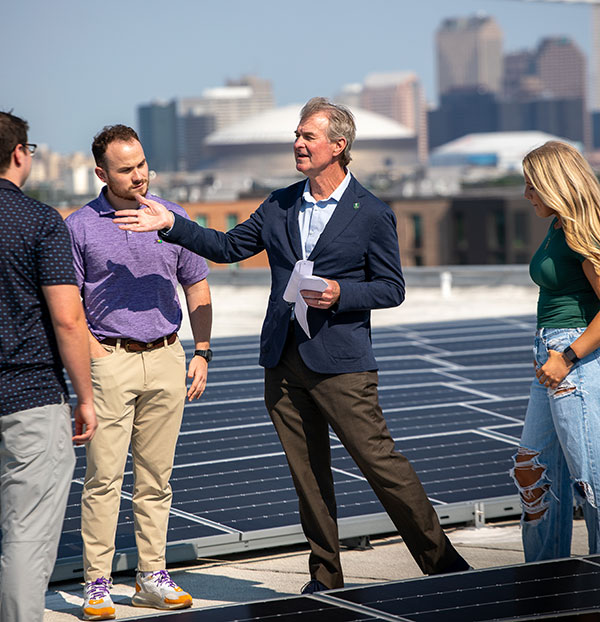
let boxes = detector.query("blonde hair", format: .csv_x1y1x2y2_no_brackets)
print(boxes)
523,141,600,271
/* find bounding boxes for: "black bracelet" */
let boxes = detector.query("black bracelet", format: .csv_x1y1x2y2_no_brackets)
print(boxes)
562,345,580,365
194,348,213,362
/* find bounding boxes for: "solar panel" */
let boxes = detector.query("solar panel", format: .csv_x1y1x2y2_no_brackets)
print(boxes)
53,315,535,581
83,558,600,621
112,596,391,621
328,557,600,621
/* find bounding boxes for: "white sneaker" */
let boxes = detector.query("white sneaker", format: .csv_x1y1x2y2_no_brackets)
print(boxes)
82,577,116,620
131,569,192,610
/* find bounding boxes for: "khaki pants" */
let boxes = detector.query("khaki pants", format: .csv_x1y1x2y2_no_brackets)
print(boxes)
81,339,186,581
0,402,75,622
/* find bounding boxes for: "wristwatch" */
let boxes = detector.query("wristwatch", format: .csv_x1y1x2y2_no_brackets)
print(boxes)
562,345,580,366
194,348,213,362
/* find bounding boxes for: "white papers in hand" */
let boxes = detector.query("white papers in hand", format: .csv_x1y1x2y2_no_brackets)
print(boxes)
283,260,314,303
294,276,328,338
283,260,328,338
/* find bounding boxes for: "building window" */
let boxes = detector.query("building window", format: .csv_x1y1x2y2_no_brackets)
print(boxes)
513,210,529,249
488,209,505,250
226,214,238,230
454,212,467,250
195,214,208,228
411,214,422,249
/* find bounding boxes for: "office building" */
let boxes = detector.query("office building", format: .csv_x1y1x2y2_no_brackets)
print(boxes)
137,100,179,172
436,15,503,96
360,72,428,162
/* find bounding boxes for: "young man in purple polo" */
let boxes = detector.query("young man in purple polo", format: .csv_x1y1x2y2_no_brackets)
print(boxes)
66,125,212,620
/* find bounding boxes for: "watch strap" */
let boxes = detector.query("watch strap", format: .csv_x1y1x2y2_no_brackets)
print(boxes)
194,348,213,362
563,345,580,365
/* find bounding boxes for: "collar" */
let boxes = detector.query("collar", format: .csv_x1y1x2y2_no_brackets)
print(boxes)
0,178,22,193
302,170,351,206
94,186,153,215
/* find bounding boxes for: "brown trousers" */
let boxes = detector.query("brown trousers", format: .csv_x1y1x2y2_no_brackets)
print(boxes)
265,331,464,588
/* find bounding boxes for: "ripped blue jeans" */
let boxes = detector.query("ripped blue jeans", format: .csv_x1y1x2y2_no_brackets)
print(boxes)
512,327,600,562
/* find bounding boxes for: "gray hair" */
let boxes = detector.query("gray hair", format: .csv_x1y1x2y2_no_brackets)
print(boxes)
299,97,356,167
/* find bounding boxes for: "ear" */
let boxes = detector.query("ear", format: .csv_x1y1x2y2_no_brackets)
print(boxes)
95,166,107,182
12,144,26,168
332,137,347,158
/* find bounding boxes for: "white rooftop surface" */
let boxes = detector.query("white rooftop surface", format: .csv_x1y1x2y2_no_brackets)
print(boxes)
180,281,539,340
206,104,414,146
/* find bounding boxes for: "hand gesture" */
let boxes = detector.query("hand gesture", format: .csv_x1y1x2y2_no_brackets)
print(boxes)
113,194,175,232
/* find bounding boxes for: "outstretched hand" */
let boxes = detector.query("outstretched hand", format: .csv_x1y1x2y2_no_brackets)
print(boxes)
113,194,175,232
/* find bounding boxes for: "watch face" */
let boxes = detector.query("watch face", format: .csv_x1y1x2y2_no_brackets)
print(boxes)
195,349,213,362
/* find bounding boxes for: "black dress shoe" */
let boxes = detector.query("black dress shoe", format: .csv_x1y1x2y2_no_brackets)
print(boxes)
301,579,328,594
433,556,472,575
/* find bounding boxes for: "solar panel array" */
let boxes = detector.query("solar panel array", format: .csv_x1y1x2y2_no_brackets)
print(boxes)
105,556,600,621
54,315,535,580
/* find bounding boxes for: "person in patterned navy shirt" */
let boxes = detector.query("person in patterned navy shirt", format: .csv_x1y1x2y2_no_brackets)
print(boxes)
0,111,96,622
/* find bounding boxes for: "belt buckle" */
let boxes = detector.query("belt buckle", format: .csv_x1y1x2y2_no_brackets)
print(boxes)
123,340,145,353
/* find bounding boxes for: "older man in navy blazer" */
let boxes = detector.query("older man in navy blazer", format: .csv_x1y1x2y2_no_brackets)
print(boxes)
116,97,470,591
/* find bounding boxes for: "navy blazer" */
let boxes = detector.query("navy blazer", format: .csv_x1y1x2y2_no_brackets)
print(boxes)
161,175,405,373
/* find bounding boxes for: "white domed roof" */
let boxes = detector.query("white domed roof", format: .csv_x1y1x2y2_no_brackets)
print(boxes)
206,104,413,146
430,131,579,170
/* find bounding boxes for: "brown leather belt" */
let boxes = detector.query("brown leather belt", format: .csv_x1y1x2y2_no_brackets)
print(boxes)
100,332,177,353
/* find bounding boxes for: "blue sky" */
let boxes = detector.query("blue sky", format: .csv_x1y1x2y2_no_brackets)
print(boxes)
2,0,590,153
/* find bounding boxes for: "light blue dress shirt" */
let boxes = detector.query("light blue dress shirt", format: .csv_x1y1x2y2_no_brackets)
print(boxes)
298,172,351,260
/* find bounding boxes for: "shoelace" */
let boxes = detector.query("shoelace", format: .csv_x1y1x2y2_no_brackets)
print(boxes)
86,577,112,599
150,570,178,588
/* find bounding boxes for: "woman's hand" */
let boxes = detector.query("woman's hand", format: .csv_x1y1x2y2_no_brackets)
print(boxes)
536,349,572,388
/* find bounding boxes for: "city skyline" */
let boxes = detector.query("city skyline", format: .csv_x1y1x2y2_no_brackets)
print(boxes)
3,0,590,154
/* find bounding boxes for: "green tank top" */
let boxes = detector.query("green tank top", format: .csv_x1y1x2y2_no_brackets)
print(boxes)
529,218,600,328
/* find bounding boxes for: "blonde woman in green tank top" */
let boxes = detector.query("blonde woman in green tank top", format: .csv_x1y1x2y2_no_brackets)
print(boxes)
512,141,600,562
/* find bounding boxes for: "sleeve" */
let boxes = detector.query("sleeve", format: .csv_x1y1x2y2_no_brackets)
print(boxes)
36,209,77,286
64,215,86,290
160,203,266,264
336,208,405,312
176,246,210,286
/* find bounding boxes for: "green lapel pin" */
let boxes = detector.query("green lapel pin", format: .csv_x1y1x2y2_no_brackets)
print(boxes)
353,202,360,209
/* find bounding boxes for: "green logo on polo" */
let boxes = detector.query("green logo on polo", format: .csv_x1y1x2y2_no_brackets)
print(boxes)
353,202,360,209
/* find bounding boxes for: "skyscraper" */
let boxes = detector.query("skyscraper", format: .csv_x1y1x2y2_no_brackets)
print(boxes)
137,100,178,172
360,72,428,162
536,37,586,100
137,75,275,172
436,15,503,96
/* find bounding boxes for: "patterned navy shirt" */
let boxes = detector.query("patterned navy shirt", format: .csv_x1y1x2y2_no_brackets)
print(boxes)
0,178,77,416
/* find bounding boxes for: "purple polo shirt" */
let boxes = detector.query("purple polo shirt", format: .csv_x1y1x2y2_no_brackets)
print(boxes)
66,188,209,342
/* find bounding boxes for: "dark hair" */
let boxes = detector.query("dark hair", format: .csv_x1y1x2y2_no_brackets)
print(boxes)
299,97,356,167
92,125,140,169
0,111,28,174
